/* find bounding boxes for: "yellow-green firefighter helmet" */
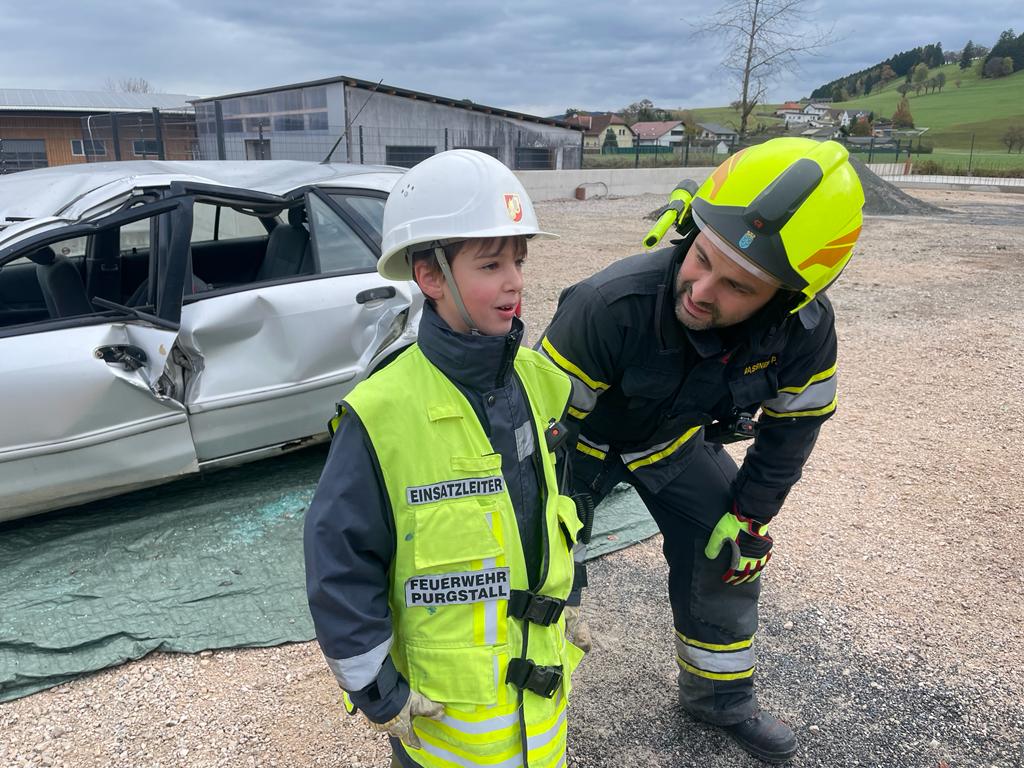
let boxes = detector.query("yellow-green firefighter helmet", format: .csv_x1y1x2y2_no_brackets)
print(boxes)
691,137,865,311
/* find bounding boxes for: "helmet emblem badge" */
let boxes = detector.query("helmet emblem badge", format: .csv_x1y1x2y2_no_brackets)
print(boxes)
738,230,756,249
504,194,523,222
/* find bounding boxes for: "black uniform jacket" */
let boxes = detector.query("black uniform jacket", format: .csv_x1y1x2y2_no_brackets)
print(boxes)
539,238,839,523
304,305,546,724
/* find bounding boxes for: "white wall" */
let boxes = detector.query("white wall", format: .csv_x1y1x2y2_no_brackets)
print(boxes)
515,167,715,201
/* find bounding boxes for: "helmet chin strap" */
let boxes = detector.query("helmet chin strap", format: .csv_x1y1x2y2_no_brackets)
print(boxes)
433,245,480,335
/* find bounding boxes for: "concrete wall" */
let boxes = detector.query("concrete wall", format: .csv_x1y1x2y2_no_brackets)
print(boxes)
515,166,715,201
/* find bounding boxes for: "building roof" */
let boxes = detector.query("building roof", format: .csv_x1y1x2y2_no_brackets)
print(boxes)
0,88,195,114
563,112,625,134
696,122,738,136
630,120,683,139
780,101,802,111
194,76,583,131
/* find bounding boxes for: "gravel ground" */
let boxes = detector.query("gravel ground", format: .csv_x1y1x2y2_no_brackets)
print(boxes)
2,188,1023,768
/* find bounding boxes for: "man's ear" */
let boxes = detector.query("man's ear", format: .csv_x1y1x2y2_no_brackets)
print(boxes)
413,259,445,301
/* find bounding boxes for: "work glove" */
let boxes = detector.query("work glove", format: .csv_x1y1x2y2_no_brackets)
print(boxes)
366,689,445,749
563,605,593,653
704,505,773,585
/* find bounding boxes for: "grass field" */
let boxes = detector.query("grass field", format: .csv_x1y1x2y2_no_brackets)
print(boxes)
838,63,1024,150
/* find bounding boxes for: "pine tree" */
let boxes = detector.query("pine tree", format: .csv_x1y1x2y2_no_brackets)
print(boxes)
892,97,914,129
959,40,974,70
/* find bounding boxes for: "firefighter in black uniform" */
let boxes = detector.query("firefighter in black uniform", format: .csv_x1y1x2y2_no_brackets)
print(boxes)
538,138,865,763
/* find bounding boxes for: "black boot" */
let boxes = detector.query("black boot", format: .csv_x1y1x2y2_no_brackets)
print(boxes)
721,710,798,764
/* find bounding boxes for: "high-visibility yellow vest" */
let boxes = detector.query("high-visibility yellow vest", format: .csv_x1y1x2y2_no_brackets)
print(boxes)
344,343,584,768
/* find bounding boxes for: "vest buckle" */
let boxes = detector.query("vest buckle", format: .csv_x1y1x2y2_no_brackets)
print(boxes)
506,658,563,699
508,590,565,626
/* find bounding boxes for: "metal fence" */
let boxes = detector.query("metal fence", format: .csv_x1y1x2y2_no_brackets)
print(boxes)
196,123,583,170
79,110,199,162
582,138,739,169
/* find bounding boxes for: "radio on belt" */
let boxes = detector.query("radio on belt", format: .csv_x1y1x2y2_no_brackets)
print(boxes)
544,418,568,452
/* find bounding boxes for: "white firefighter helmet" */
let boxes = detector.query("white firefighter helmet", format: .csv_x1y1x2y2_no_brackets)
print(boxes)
378,149,556,282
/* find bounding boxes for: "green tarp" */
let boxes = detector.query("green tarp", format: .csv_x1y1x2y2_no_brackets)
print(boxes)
0,448,657,702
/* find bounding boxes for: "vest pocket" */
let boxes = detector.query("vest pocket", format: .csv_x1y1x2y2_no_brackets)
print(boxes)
555,495,583,548
413,500,504,570
406,644,502,707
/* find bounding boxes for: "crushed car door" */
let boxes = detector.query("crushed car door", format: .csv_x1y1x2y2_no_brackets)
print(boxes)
173,186,415,463
0,200,199,522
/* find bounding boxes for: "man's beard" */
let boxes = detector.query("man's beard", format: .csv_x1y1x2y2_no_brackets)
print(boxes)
675,282,719,330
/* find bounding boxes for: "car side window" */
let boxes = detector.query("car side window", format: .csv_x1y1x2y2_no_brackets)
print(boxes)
192,203,268,243
307,194,377,274
329,194,385,242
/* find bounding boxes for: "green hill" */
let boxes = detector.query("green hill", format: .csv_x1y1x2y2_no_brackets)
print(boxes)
837,62,1024,152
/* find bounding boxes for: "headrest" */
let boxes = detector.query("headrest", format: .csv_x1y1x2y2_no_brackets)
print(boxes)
28,246,57,266
287,206,307,228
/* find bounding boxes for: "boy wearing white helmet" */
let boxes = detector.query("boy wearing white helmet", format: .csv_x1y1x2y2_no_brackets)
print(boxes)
304,150,588,768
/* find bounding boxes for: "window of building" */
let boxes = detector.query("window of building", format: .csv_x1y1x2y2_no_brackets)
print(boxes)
303,87,328,110
70,139,107,157
223,119,244,133
271,90,303,112
273,115,305,132
0,139,48,173
385,145,436,168
456,146,501,161
307,112,329,131
132,139,161,157
514,147,553,170
244,118,269,133
243,95,270,114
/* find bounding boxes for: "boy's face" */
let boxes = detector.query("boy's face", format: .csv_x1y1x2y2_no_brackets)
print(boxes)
416,237,525,336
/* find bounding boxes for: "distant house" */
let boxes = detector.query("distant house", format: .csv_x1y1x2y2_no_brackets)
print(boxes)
564,112,633,152
0,88,196,172
695,122,738,144
800,125,839,140
631,120,686,147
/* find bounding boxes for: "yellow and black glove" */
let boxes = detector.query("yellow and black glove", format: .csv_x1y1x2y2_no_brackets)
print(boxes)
704,505,773,585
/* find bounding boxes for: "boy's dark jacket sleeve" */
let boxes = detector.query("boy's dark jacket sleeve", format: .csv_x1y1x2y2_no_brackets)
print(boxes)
303,408,408,722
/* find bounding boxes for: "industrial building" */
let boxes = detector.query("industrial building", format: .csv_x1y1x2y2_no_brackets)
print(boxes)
192,76,583,170
0,89,196,173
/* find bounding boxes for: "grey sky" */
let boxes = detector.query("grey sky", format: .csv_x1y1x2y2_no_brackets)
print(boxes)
1,1,1018,116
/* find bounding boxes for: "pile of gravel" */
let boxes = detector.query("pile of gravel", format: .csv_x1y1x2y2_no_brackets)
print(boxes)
847,155,947,217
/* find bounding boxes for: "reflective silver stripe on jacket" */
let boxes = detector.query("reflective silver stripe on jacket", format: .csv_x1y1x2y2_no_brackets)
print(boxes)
762,371,837,417
325,636,392,690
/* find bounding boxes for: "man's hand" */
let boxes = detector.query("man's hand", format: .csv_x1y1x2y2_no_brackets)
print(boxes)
563,604,592,653
704,506,773,585
366,690,445,749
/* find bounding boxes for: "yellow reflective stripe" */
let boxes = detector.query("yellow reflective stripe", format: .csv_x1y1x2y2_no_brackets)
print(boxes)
677,657,754,681
567,406,589,420
675,630,752,652
777,363,837,394
341,690,356,715
625,426,701,471
575,441,606,460
762,395,837,419
540,338,609,392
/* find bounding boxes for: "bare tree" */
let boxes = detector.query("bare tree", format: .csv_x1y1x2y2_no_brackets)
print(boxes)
103,77,154,93
691,0,835,138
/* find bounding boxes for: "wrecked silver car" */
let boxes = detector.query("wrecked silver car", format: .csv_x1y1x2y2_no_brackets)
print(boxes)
0,160,421,522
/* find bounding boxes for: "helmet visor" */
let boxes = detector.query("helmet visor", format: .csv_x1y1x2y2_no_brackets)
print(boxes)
692,210,783,289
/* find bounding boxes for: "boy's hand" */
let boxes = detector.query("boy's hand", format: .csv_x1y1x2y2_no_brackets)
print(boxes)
367,689,444,749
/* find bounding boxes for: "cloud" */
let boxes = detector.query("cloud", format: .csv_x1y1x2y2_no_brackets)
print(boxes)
0,0,1019,114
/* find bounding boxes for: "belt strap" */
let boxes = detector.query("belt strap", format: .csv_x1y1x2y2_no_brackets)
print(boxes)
508,589,565,626
506,658,563,698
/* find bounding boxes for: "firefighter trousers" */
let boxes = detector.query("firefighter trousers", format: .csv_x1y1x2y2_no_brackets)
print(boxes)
571,436,760,726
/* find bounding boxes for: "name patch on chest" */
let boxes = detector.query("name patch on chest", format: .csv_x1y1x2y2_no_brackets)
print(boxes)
405,568,511,607
406,476,505,505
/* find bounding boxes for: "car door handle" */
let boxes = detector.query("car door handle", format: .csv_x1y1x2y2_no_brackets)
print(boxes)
95,344,148,371
356,286,396,304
